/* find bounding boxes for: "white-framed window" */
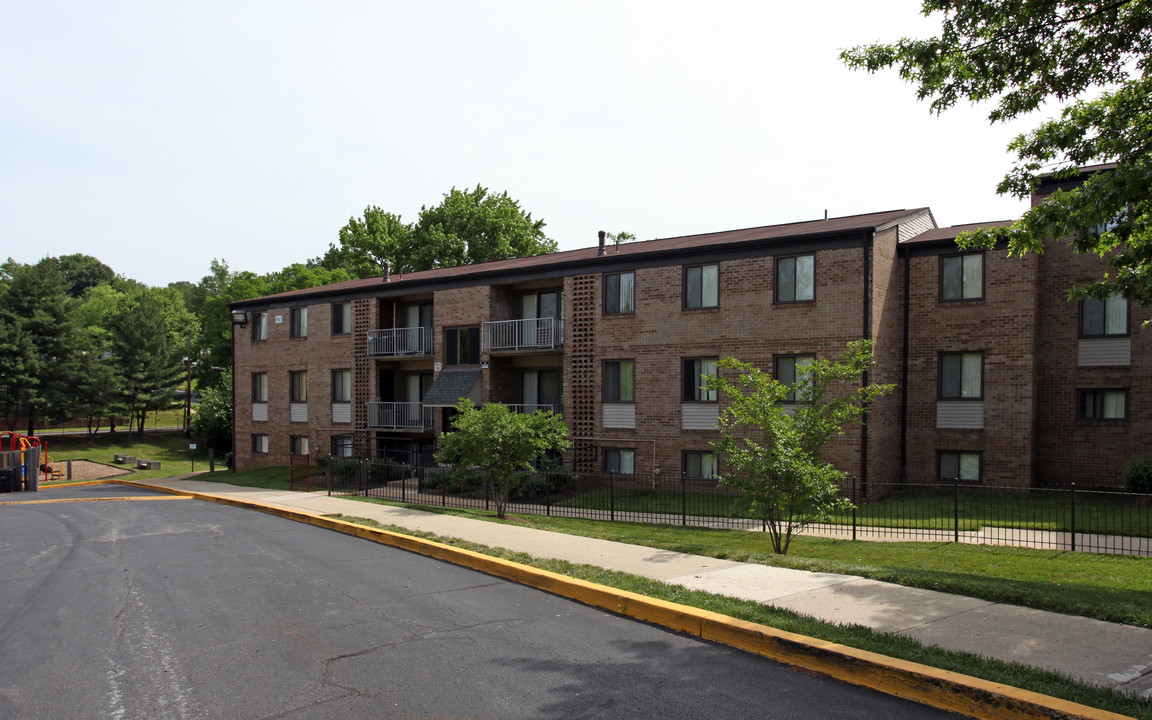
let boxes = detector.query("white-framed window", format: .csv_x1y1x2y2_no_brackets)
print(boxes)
1078,390,1127,420
251,372,268,403
331,369,351,403
290,371,308,403
681,358,718,402
604,272,635,315
939,352,983,400
290,307,308,338
684,264,718,309
941,253,984,301
938,451,980,482
604,448,635,474
251,434,269,454
776,254,814,303
290,435,310,456
1081,294,1128,337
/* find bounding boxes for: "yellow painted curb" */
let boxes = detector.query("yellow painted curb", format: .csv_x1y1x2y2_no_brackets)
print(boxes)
114,480,1133,720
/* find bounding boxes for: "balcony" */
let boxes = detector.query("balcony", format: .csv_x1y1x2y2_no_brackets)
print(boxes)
482,317,563,352
367,328,432,357
366,402,433,430
506,403,560,415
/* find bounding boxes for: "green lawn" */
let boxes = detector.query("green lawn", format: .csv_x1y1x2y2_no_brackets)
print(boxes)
34,430,222,482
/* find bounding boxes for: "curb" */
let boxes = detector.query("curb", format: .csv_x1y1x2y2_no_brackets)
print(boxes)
116,480,1133,720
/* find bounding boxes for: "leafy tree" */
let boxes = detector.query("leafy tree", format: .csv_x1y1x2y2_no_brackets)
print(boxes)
55,254,115,298
842,1,1152,305
319,186,556,279
70,326,121,440
194,260,271,391
107,287,186,434
0,259,77,433
436,400,571,518
704,341,893,554
191,367,233,450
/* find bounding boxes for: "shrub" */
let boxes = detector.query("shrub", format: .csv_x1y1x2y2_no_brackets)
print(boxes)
1125,456,1152,494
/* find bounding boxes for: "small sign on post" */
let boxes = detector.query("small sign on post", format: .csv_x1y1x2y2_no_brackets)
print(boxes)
189,443,197,472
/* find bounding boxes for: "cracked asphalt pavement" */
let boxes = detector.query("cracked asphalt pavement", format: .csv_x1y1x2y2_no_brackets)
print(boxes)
0,486,963,719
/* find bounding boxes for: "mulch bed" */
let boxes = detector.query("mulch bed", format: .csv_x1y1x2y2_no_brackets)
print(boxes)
47,459,135,482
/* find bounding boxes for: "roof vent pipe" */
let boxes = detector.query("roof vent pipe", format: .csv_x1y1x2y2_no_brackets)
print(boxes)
597,230,607,256
382,260,390,282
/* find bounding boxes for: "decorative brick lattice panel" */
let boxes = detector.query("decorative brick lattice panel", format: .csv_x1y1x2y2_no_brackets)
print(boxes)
565,275,597,471
352,297,374,455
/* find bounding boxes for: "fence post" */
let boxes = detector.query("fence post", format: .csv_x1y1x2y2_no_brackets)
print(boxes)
1070,482,1077,552
442,475,447,507
546,471,552,517
681,473,688,526
954,475,960,543
851,475,857,542
485,482,490,512
610,471,616,522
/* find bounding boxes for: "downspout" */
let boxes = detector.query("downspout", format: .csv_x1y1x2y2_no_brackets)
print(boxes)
230,318,237,473
899,245,911,485
860,231,873,498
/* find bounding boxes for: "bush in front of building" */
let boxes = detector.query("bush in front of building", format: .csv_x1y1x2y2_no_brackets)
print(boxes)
1125,456,1152,494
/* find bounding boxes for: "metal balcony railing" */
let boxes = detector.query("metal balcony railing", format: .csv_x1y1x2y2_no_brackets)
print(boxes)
366,402,433,430
506,403,561,415
482,317,563,352
366,328,432,357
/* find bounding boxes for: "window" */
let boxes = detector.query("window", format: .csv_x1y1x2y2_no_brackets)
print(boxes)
684,264,718,309
251,372,268,403
1081,294,1128,337
251,434,269,454
775,355,815,402
1079,390,1127,420
331,302,351,335
681,358,718,402
604,272,635,315
445,327,480,365
938,451,980,482
290,436,310,456
290,307,308,338
776,255,814,303
603,360,635,402
289,371,308,403
331,434,352,458
683,451,718,479
941,253,983,301
331,369,351,403
939,352,982,399
604,448,635,474
250,312,267,341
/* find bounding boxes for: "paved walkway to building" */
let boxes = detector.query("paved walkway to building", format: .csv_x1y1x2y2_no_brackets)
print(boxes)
141,476,1152,699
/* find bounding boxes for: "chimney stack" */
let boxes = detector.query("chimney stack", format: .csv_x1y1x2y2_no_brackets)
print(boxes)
597,230,607,256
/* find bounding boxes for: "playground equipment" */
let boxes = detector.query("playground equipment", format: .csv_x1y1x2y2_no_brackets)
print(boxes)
0,431,50,491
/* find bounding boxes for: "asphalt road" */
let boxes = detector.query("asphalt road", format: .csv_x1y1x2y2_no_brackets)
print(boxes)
0,486,965,719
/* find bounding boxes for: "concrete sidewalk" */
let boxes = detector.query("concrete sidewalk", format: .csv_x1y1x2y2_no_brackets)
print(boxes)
145,476,1152,699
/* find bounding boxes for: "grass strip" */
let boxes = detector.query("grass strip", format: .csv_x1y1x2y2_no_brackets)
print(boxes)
325,512,1152,720
337,494,1152,629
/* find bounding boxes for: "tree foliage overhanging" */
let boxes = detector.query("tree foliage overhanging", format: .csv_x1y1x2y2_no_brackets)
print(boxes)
841,0,1152,305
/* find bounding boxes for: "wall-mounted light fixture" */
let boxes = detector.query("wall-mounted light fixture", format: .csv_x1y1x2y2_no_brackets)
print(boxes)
481,361,490,370
231,310,248,326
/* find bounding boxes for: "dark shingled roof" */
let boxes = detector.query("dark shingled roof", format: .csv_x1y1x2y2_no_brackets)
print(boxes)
902,220,1015,245
234,207,933,307
422,369,481,407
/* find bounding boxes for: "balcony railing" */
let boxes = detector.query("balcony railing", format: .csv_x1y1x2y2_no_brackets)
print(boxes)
367,328,432,357
482,317,563,352
366,402,433,430
506,403,561,415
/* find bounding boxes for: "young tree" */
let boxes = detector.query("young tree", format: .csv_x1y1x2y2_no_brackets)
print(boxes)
108,287,186,434
841,1,1152,306
436,400,570,519
704,340,893,554
191,367,233,451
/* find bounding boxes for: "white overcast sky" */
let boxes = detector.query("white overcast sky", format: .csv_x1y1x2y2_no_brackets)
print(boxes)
2,1,1037,287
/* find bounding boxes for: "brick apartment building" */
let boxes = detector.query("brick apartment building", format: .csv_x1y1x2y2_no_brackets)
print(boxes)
229,177,1149,488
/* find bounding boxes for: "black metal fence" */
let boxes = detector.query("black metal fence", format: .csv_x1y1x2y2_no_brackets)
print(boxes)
326,458,1152,556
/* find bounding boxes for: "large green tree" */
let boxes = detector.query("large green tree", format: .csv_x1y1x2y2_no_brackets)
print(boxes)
436,400,570,519
319,186,556,279
107,287,189,434
842,1,1152,305
704,341,893,555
